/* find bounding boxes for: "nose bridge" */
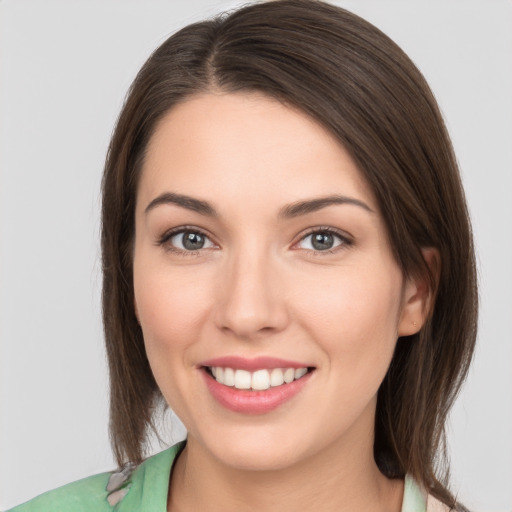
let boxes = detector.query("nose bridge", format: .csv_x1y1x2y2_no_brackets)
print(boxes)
215,239,287,339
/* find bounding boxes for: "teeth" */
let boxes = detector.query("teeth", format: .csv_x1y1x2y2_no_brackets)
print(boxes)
234,369,251,389
224,367,235,387
251,369,270,391
209,366,309,390
295,367,307,379
283,368,295,383
270,368,284,387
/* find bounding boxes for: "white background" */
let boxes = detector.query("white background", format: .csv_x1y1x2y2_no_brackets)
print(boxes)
1,1,511,510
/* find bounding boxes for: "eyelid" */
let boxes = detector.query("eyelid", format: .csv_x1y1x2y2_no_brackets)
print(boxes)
293,226,353,254
156,225,353,256
156,225,218,256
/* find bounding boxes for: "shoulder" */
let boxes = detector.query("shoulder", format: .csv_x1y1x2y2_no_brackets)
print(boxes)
5,442,185,512
5,471,112,512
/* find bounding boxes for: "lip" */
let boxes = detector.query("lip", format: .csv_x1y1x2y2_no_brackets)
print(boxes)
199,356,310,372
200,364,313,414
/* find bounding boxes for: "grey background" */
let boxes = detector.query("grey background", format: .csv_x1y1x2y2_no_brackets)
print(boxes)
1,1,511,510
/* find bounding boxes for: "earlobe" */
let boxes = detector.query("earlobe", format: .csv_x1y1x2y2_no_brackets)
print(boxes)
397,247,440,336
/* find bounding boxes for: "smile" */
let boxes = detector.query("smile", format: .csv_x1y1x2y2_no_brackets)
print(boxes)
200,357,315,414
207,366,309,391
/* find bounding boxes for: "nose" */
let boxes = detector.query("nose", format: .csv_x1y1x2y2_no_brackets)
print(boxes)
214,248,289,340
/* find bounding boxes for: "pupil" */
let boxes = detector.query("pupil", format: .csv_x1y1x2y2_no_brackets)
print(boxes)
183,232,204,250
312,232,333,250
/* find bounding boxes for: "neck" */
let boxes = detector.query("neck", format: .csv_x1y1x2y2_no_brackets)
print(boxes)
168,428,403,512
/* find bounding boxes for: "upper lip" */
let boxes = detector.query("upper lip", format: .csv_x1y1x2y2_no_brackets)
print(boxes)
199,356,312,372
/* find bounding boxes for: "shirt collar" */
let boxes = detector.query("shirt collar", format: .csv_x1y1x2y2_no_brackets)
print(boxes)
114,441,427,512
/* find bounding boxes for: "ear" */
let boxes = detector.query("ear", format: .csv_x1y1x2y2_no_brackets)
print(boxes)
397,247,440,336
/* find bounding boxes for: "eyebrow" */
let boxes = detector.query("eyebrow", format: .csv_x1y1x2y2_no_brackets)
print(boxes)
144,192,373,218
279,195,374,218
145,192,215,216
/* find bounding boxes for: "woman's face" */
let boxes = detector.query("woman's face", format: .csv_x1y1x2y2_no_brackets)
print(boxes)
133,92,422,471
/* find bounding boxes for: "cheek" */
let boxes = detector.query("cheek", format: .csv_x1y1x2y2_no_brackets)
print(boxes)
133,262,214,362
292,261,403,366
289,262,404,435
133,262,215,419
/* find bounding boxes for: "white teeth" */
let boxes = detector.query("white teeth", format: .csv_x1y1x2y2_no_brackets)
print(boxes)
283,368,295,383
234,369,252,389
224,367,235,387
270,368,284,387
209,366,309,390
251,369,270,391
295,367,307,379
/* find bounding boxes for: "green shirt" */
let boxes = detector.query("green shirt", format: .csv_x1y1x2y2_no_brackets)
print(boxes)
7,442,429,511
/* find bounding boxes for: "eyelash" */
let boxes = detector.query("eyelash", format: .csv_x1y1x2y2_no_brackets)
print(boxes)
156,225,215,258
156,225,353,257
299,226,353,255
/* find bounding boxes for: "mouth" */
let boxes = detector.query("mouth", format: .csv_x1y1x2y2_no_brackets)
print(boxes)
204,366,313,391
199,357,315,414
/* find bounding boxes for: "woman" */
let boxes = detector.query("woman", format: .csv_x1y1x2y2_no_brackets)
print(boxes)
7,1,477,510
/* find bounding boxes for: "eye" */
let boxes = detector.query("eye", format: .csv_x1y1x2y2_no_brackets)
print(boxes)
296,227,352,253
157,227,216,255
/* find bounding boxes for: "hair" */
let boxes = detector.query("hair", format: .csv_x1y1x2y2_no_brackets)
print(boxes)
101,1,477,509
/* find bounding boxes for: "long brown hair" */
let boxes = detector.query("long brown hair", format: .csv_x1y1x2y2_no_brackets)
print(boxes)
101,1,477,508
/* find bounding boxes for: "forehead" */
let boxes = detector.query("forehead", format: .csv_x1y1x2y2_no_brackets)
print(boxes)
137,92,377,216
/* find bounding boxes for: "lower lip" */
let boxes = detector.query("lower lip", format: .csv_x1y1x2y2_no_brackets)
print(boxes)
202,369,313,414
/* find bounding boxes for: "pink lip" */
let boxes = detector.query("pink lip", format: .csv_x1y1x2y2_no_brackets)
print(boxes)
199,356,310,371
201,367,313,414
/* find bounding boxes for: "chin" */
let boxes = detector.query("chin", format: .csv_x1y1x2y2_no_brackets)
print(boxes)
217,445,304,472
194,424,317,472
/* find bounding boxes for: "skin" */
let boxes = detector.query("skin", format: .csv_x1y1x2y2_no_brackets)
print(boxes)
133,92,432,512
